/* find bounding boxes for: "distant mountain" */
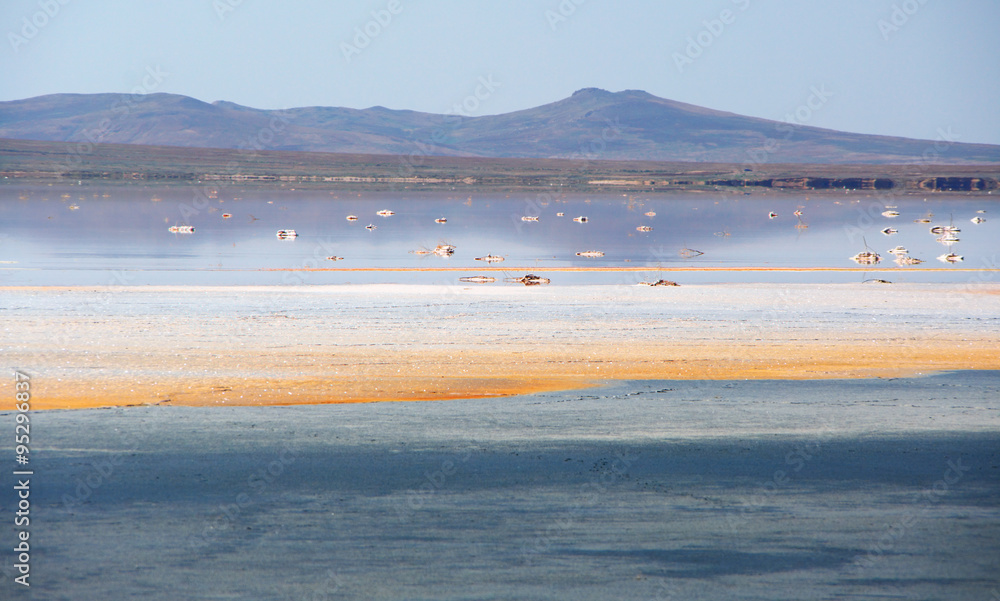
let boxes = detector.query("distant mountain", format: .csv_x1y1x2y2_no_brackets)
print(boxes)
2,89,999,164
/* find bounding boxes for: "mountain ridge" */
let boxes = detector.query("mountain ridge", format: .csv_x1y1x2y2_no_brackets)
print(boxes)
1,89,998,164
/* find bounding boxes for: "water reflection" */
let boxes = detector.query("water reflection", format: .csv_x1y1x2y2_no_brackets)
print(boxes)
0,185,995,285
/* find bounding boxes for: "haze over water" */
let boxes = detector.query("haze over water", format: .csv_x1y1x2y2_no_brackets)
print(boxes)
1,185,995,286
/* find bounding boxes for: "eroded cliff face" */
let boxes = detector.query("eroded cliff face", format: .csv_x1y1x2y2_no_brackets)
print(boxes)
917,177,999,192
706,177,894,190
706,176,998,192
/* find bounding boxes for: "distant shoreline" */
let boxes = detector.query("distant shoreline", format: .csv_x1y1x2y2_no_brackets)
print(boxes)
3,137,998,194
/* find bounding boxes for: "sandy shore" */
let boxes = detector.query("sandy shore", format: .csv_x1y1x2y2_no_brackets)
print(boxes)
3,283,999,410
4,283,998,599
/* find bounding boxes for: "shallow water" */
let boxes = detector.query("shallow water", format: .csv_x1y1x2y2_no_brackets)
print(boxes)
7,372,1000,600
1,184,996,285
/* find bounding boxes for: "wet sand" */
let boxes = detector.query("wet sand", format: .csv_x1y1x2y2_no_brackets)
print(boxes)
3,282,998,410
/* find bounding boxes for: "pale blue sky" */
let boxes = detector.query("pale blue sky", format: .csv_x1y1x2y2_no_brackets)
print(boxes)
3,0,998,144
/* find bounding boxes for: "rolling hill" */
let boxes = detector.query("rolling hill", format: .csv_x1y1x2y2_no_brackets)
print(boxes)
1,89,998,164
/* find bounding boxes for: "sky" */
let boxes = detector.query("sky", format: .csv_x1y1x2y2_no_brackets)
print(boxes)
2,0,999,144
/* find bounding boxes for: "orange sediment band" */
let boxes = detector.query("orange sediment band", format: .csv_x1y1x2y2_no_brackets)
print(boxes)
6,284,998,411
17,341,1000,410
